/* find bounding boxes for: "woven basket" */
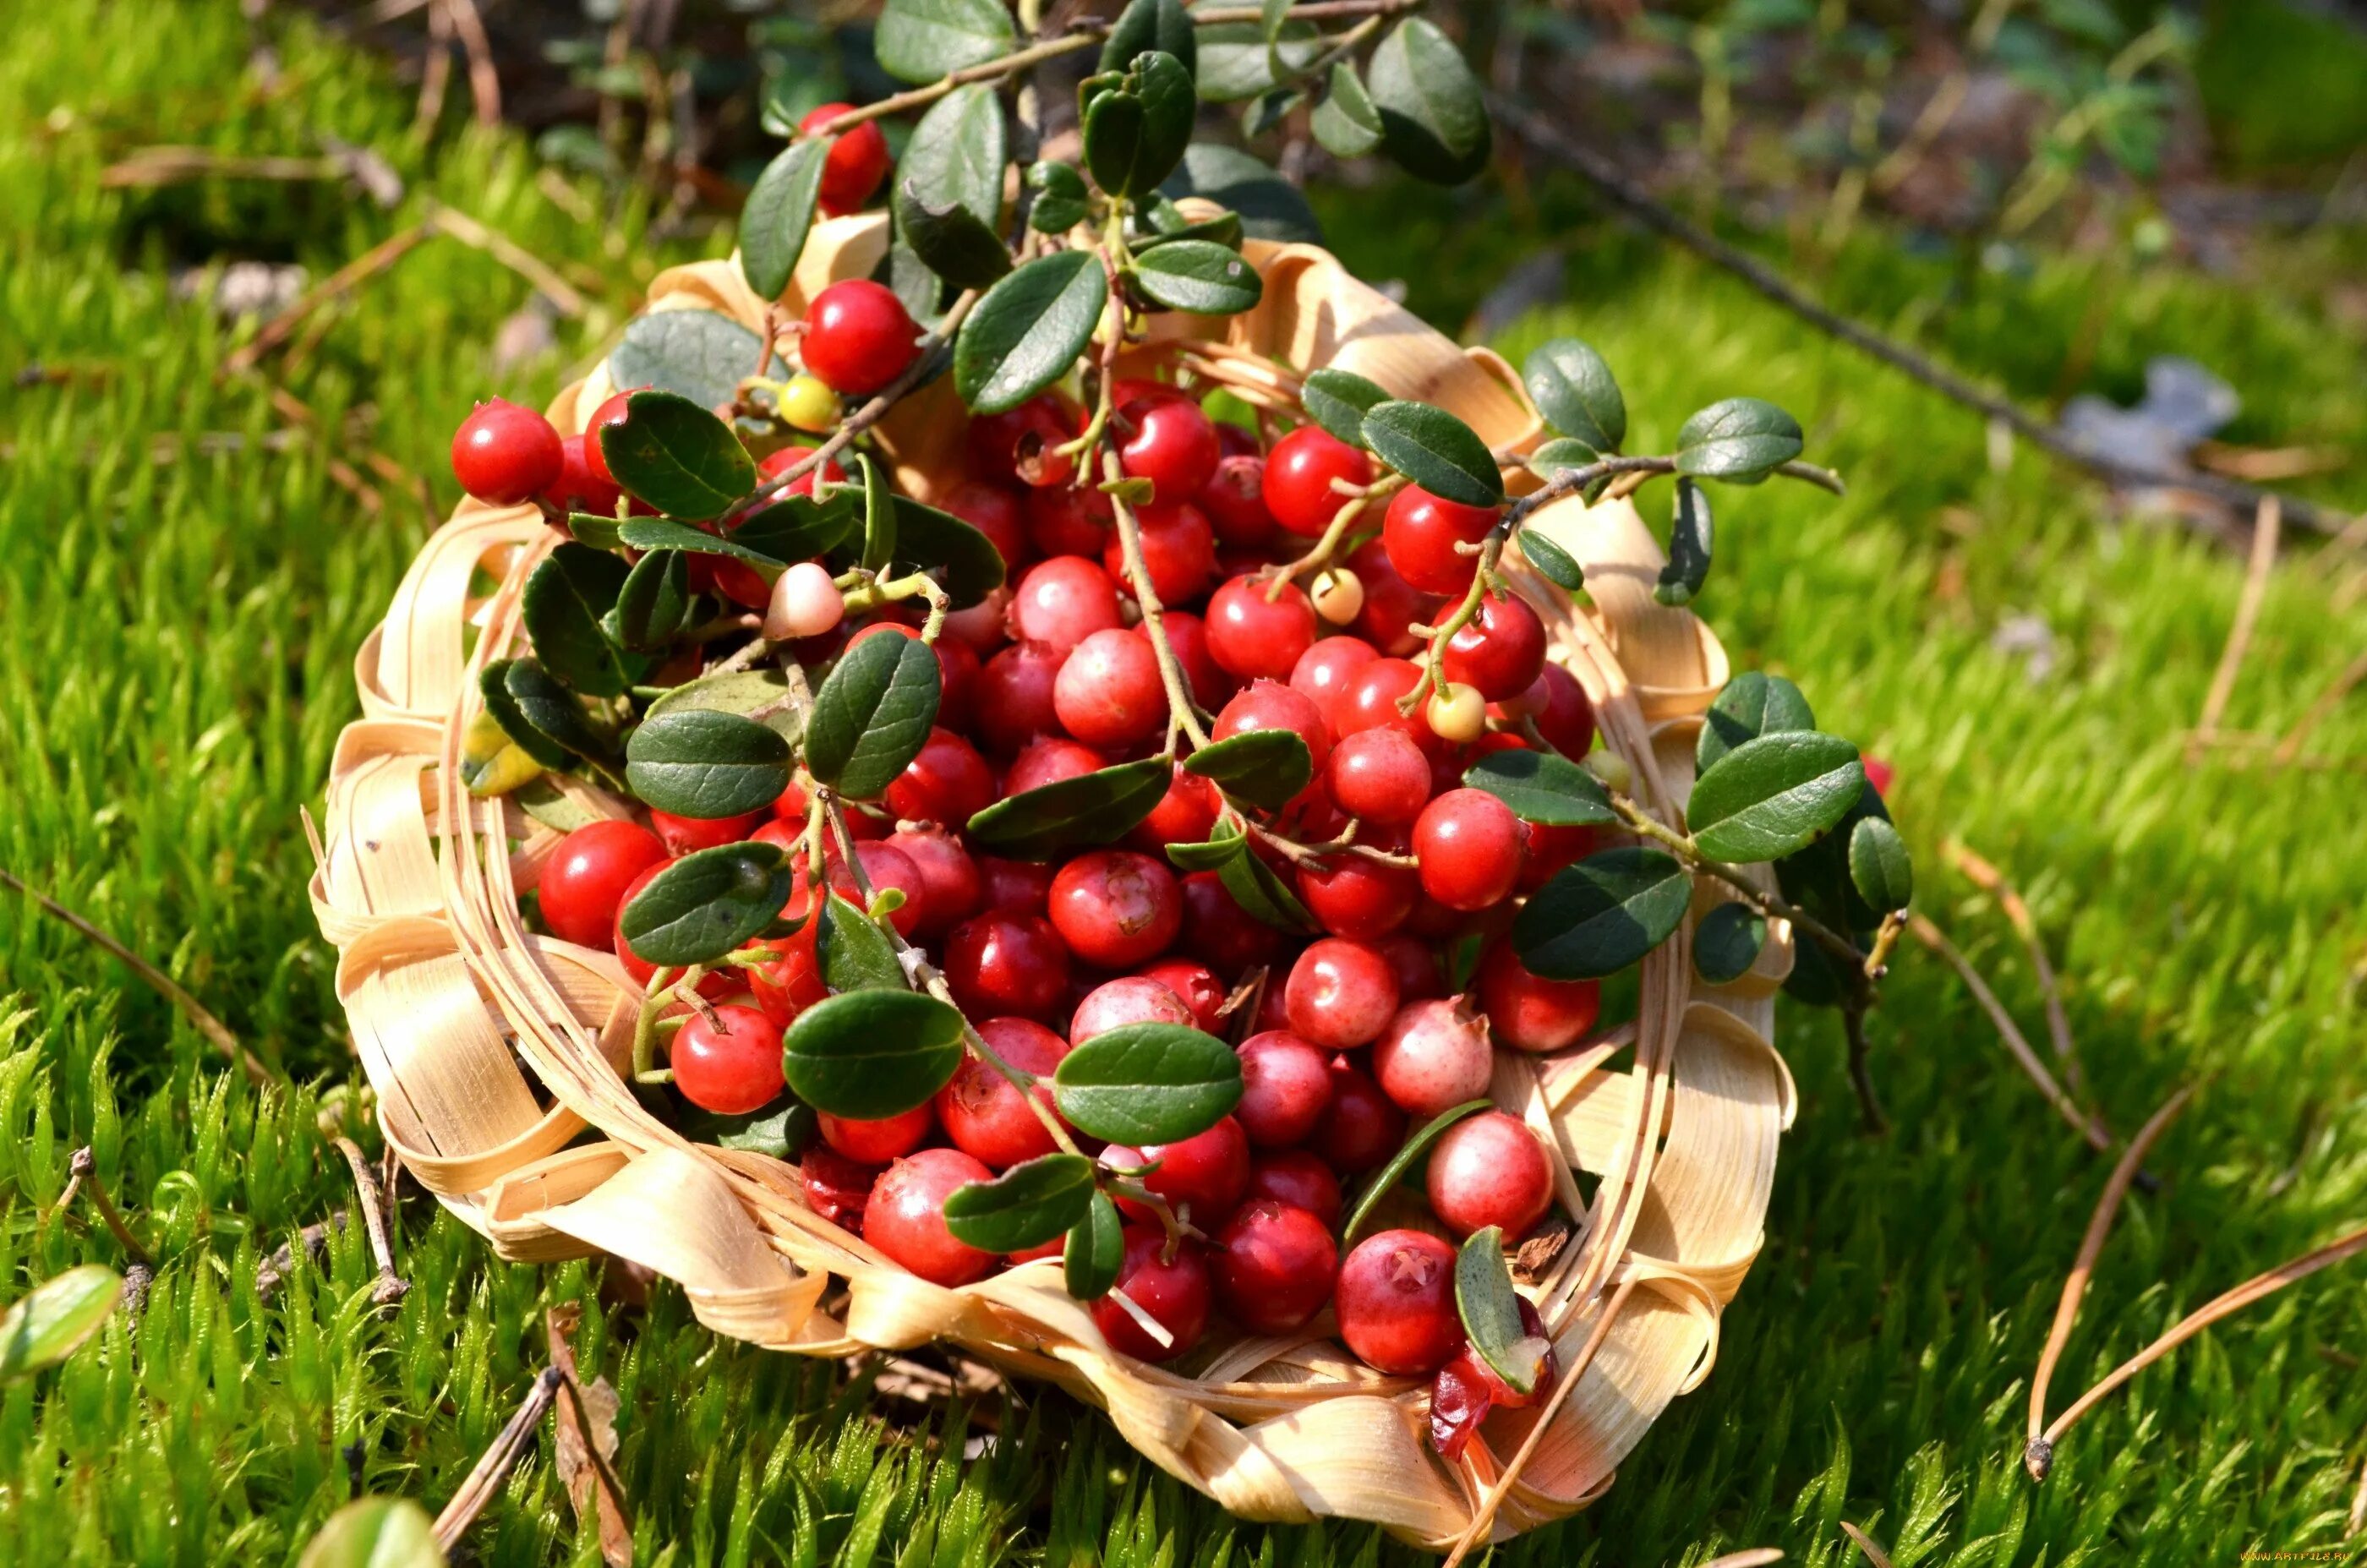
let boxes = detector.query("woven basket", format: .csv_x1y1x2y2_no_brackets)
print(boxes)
310,216,1798,1550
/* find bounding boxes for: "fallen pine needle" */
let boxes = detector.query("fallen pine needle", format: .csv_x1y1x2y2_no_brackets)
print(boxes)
1702,1552,1784,1568
2189,499,2281,760
1840,1522,1895,1567
435,1366,564,1550
1943,843,2091,1106
2270,646,2367,768
331,1137,410,1307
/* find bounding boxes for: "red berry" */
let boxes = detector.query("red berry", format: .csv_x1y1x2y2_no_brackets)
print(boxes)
1440,591,1548,702
648,807,765,858
1213,678,1333,775
671,1004,786,1114
1180,870,1283,977
1118,398,1221,504
1137,958,1227,1032
1047,850,1181,970
1326,727,1433,828
944,910,1072,1023
1092,1227,1212,1362
580,387,646,489
1244,1150,1342,1227
1235,1030,1334,1148
1284,937,1400,1050
1381,485,1498,595
941,481,1030,574
1337,1229,1462,1374
1288,635,1380,734
1429,1299,1558,1459
936,1016,1069,1168
1127,765,1222,854
1425,1112,1554,1238
1336,658,1446,758
1159,610,1236,713
1412,788,1525,911
1371,997,1495,1117
1197,454,1275,545
865,1148,997,1287
799,1145,880,1231
1104,501,1216,606
452,398,564,505
1262,426,1374,538
1517,821,1600,893
797,102,891,216
884,726,997,828
1010,555,1123,653
977,855,1054,915
1072,976,1194,1043
537,821,667,950
1522,664,1597,761
1054,627,1168,748
1212,1200,1338,1334
1864,755,1895,796
1297,849,1419,942
1108,1116,1250,1226
1003,735,1104,796
970,393,1080,486
886,827,981,937
1205,576,1318,682
1475,942,1600,1053
1025,483,1112,557
837,839,929,937
1375,933,1444,1002
975,640,1068,755
818,1103,933,1163
801,280,919,396
746,919,826,1025
543,432,621,518
1347,538,1432,657
1310,1059,1406,1174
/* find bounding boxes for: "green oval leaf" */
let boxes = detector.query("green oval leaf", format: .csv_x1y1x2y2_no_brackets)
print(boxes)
1341,1099,1490,1243
1026,161,1092,233
731,493,861,564
599,391,757,522
610,309,783,414
522,543,636,698
781,989,965,1118
895,184,1013,289
1158,144,1321,244
1522,338,1626,455
817,890,905,992
479,660,571,770
503,658,612,762
1674,396,1804,484
889,495,1008,609
1366,18,1490,184
1130,238,1263,315
298,1497,446,1568
1102,0,1196,73
0,1265,121,1382
894,85,1010,287
617,516,783,575
1192,20,1318,102
875,0,1015,84
1052,1024,1244,1145
648,664,800,747
965,757,1172,860
1525,436,1604,479
943,1153,1098,1252
1848,816,1913,912
1692,901,1768,986
805,631,943,800
1184,729,1310,810
1064,1189,1125,1300
856,453,896,574
1298,367,1390,450
1455,1227,1547,1396
1216,839,1317,933
626,708,793,818
1311,62,1384,158
1697,671,1818,773
1514,527,1586,593
1085,51,1194,199
1654,478,1712,608
954,250,1107,415
1362,400,1505,507
612,548,693,651
1165,832,1249,872
1511,847,1692,980
740,139,829,303
1689,731,1865,863
1460,750,1614,827
619,842,794,966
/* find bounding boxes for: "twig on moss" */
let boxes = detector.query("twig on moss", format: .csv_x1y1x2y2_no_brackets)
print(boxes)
1943,842,2092,1107
332,1135,411,1307
219,222,435,378
2190,500,2282,760
1839,1522,1896,1568
2270,645,2367,768
55,1147,154,1270
434,1365,565,1551
257,1211,350,1299
1840,1006,1885,1135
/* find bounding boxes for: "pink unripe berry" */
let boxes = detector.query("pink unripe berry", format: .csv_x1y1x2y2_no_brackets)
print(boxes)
765,561,845,640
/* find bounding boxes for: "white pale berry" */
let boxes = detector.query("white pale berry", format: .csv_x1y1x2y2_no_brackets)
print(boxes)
765,560,845,641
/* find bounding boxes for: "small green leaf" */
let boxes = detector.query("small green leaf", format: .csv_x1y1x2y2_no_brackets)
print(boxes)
1848,817,1913,911
626,708,792,818
480,661,571,769
730,493,860,563
1310,62,1384,158
610,309,783,413
1085,52,1195,199
1522,338,1626,455
1053,1024,1244,1145
881,239,949,327
1455,1227,1547,1396
1064,1189,1125,1299
874,0,1015,84
298,1497,446,1568
1460,750,1615,827
1240,87,1302,139
1366,18,1491,184
612,548,692,650
1526,436,1604,479
1129,238,1263,315
1026,161,1092,233
943,1154,1098,1252
817,891,905,993
1158,144,1320,244
1674,397,1804,484
619,842,795,967
740,139,830,303
599,391,757,522
503,658,612,762
1184,729,1310,810
1299,368,1390,450
511,777,608,833
1654,478,1712,607
1697,672,1818,773
522,544,636,697
1516,527,1586,593
1165,832,1249,872
954,250,1108,415
617,516,782,575
1688,731,1865,863
888,496,1008,609
1693,902,1767,986
894,85,1010,287
1341,1100,1489,1243
565,512,625,550
1363,400,1504,507
1511,848,1692,980
647,664,800,746
1215,839,1316,933
679,1095,814,1160
1101,0,1196,74
804,631,943,800
781,990,965,1118
1192,20,1319,102
895,187,1013,289
965,757,1172,860
0,1265,122,1382
857,454,895,573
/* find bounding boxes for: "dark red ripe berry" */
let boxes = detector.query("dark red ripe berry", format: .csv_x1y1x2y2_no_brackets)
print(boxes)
801,280,919,396
941,481,1030,573
1285,937,1402,1050
1213,1200,1339,1334
1529,663,1599,761
1429,1299,1557,1460
1413,789,1526,911
865,1148,998,1287
580,387,646,489
1326,727,1432,828
1112,1116,1250,1226
1010,555,1123,653
1333,658,1444,759
1025,484,1112,559
1235,1031,1335,1148
1344,538,1430,657
1205,576,1318,682
818,1104,933,1164
944,910,1072,1023
1375,933,1444,1002
799,1145,881,1231
1244,1150,1342,1228
1426,1111,1554,1238
1382,484,1499,595
544,432,621,518
975,640,1068,755
1137,958,1227,1033
1372,997,1495,1118
1197,454,1274,546
648,807,764,857
1092,1228,1212,1362
1288,635,1380,734
887,827,981,937
885,726,997,828
977,855,1055,915
970,392,1080,486
1180,870,1283,977
1118,398,1221,504
1047,850,1181,970
1517,821,1599,893
1054,626,1167,747
1310,1059,1406,1175
452,398,563,505
1263,426,1374,538
936,1016,1068,1168
1129,765,1222,854
1159,610,1236,713
1297,850,1419,942
1337,1229,1463,1374
538,820,666,950
671,1004,786,1114
746,920,826,1025
1072,976,1194,1043
1441,591,1549,702
1214,678,1334,775
1476,941,1600,1052
797,102,891,216
1104,501,1217,606
1004,735,1104,796
840,839,930,937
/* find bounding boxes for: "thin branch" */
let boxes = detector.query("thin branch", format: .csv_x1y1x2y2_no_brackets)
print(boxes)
434,1366,565,1550
57,1147,154,1269
2190,500,2282,759
257,1211,350,1299
445,0,501,126
218,221,435,379
1841,1006,1886,1135
424,199,590,317
1839,1523,1895,1568
2270,645,2367,767
1943,842,2091,1107
332,1136,411,1307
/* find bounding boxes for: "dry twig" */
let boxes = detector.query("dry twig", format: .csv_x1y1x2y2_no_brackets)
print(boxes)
332,1136,410,1306
1943,844,2092,1106
256,1210,349,1299
2189,500,2282,759
53,1146,155,1269
2270,647,2367,768
434,1367,565,1550
1839,1522,1895,1568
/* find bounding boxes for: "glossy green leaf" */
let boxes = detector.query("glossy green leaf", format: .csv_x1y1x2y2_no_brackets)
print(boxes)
680,1095,814,1161
954,249,1107,415
646,664,801,746
1460,750,1614,826
1184,729,1310,810
1693,901,1768,986
889,495,1008,608
1215,838,1316,933
616,516,780,574
1192,20,1318,102
1362,400,1504,507
804,630,942,800
1052,1023,1244,1145
610,309,782,412
512,776,606,833
1848,816,1913,911
943,1154,1097,1251
1310,62,1384,157
612,548,693,650
1340,1100,1489,1243
502,658,611,761
1298,367,1390,449
740,139,829,302
817,891,905,992
479,661,571,769
625,708,791,818
894,185,1013,288
1654,478,1712,607
1158,144,1320,243
1455,1228,1547,1396
1064,1189,1126,1299
1102,0,1196,72
965,757,1171,860
1367,18,1491,184
781,990,965,1118
1165,830,1249,872
894,85,1009,287
857,453,895,573
1674,396,1804,484
875,0,1014,84
1129,238,1262,314
0,1265,121,1382
564,511,624,550
1026,160,1092,233
599,391,757,522
522,543,635,697
1515,527,1586,593
1085,51,1194,199
731,492,860,564
298,1497,446,1568
1526,437,1604,479
1522,338,1626,455
1240,87,1302,139
1688,731,1865,863
1697,671,1817,773
618,842,794,966
1511,847,1692,980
